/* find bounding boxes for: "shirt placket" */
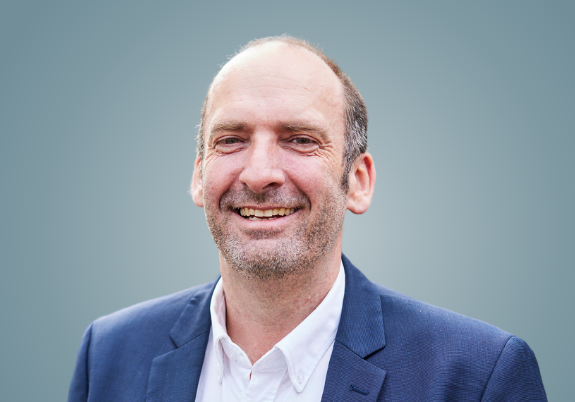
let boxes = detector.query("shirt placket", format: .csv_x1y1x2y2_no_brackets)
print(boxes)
242,350,287,402
221,340,252,401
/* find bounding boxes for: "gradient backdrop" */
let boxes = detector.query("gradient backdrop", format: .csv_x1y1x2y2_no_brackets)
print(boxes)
1,1,573,400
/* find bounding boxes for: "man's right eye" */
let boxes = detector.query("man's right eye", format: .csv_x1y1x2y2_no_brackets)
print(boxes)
215,137,243,147
213,137,245,153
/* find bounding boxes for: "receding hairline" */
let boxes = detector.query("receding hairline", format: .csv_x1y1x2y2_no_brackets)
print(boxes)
204,40,346,124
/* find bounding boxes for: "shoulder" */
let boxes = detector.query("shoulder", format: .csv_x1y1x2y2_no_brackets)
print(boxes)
372,283,546,399
89,279,217,351
69,279,218,400
342,255,512,349
341,258,545,399
373,282,513,348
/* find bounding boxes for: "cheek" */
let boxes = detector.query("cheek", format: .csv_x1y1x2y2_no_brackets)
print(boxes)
202,158,239,201
281,155,340,199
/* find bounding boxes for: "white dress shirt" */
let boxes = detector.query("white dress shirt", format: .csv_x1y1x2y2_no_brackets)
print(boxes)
195,262,345,402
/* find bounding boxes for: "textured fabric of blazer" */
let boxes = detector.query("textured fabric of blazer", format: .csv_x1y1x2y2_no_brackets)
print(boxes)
68,255,547,401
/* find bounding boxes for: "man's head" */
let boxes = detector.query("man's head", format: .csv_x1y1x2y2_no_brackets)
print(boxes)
192,36,375,279
197,36,368,190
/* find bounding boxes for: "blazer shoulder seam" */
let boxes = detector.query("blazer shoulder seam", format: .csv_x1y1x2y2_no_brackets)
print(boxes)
85,322,94,395
479,334,515,401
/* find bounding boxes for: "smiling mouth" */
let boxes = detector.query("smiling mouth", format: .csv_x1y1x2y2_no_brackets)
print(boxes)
237,207,298,221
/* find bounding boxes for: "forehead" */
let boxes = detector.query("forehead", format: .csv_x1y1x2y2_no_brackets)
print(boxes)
205,43,345,135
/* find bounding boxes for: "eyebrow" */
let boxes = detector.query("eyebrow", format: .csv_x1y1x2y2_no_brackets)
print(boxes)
282,123,325,133
281,123,329,142
210,121,248,135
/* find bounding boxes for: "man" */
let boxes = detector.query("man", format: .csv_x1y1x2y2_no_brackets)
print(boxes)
68,36,546,401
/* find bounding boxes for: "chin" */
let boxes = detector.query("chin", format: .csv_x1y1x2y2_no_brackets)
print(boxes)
220,239,316,280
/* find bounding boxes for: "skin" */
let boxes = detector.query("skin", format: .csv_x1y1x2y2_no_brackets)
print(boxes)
191,42,376,364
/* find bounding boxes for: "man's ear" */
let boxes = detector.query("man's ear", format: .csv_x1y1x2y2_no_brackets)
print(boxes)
191,153,204,207
346,152,376,214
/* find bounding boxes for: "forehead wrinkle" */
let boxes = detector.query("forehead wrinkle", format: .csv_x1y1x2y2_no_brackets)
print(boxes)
214,80,325,103
209,89,333,122
207,83,320,124
212,89,340,118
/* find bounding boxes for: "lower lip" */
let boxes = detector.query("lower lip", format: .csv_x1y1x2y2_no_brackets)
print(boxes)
244,215,286,221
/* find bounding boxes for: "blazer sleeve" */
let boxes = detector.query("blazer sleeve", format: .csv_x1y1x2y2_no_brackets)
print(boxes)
68,323,93,402
481,336,547,401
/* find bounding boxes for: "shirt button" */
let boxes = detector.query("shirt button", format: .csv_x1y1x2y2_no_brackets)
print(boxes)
231,352,237,362
297,372,303,383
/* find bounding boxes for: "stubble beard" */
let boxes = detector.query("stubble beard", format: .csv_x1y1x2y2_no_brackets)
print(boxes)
204,181,347,281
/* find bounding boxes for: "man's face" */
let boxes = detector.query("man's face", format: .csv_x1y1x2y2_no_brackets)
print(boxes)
194,44,349,278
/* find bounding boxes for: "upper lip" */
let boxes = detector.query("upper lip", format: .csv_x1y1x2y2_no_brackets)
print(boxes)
235,206,296,210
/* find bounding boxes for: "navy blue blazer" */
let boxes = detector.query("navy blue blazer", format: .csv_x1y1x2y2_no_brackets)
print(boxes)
69,255,546,401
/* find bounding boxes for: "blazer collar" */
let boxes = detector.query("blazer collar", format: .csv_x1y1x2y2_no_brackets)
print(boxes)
319,254,387,401
169,277,218,347
337,254,386,357
146,277,218,402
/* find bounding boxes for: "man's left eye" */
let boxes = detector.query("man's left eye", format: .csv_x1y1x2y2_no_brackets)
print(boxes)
291,137,313,144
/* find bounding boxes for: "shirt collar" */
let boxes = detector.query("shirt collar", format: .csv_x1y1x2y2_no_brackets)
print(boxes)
275,262,345,392
209,277,229,383
209,261,346,392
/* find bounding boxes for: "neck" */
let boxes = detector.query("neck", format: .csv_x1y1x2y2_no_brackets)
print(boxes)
219,233,342,364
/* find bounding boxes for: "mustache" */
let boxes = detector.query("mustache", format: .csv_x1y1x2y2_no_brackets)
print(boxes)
219,186,310,210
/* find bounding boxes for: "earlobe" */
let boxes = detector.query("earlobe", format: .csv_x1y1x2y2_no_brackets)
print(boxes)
346,153,376,215
191,154,204,207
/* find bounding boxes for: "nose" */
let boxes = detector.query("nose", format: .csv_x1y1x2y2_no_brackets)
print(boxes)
239,137,285,193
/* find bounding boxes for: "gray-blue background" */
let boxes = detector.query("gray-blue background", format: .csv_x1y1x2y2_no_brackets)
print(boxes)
1,1,573,400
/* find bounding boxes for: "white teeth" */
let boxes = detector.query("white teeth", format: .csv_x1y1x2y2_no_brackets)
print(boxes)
239,207,296,219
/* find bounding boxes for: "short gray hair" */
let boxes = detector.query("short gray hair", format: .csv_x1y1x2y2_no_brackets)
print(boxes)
197,35,368,189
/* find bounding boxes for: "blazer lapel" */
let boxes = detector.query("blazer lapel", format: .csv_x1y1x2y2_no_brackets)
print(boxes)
146,278,217,402
321,255,387,401
322,341,386,401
